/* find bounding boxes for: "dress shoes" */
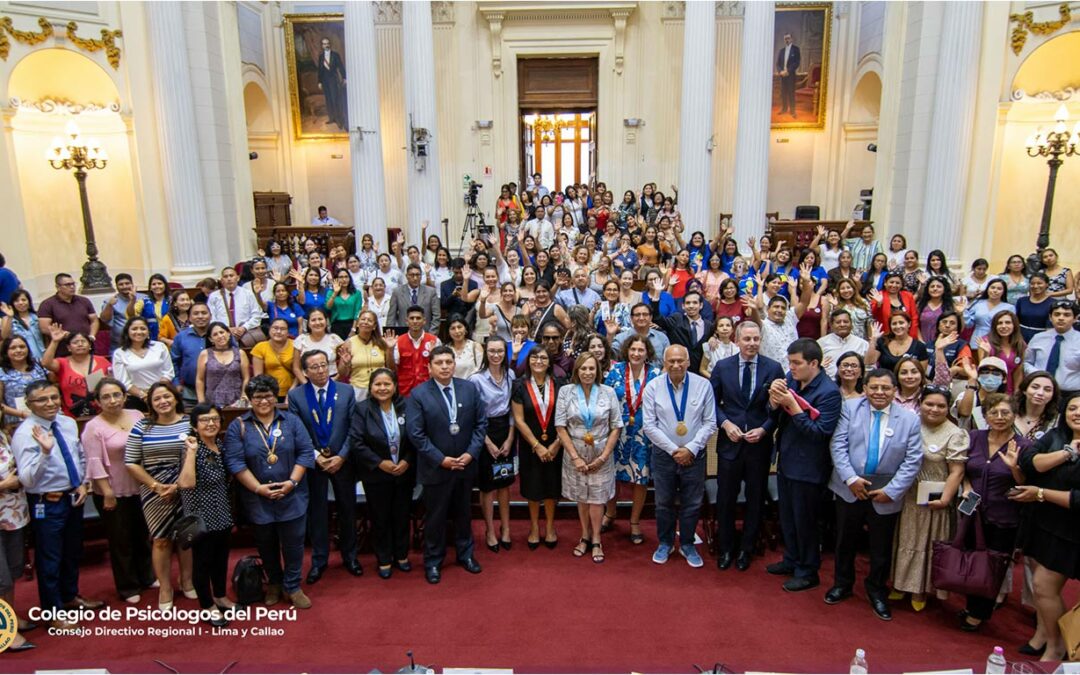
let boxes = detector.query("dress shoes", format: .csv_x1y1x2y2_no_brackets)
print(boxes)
1018,642,1045,657
395,559,412,572
64,596,104,610
716,551,733,570
344,559,364,577
377,566,392,580
782,576,820,593
870,597,892,621
425,566,441,584
824,586,853,605
766,561,796,576
457,558,482,574
735,551,752,571
305,565,326,585
205,609,229,628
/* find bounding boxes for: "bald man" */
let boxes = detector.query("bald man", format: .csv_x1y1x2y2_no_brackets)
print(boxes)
642,345,717,568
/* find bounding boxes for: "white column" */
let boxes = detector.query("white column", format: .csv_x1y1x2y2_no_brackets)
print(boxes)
919,1,983,253
146,1,214,279
676,0,718,233
344,0,389,251
731,0,775,240
402,0,442,247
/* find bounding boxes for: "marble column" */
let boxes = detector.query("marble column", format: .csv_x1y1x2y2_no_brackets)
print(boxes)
402,0,442,247
344,0,389,250
731,0,775,240
145,1,214,279
919,1,983,253
676,0,718,233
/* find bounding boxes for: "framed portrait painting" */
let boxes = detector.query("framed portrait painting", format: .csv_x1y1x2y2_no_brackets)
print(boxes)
772,4,832,130
284,13,348,140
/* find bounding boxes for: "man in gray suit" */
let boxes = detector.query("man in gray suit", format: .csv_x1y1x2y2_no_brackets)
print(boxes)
825,368,923,621
387,263,439,331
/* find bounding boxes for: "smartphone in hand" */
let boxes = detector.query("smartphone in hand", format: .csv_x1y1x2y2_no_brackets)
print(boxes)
957,491,981,516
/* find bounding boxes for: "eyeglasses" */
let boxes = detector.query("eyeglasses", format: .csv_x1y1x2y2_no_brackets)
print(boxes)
306,363,329,371
57,282,76,288
541,335,561,341
28,394,61,404
985,409,1014,419
251,394,277,402
198,416,222,424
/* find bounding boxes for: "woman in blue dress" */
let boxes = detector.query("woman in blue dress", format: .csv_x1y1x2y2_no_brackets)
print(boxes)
602,334,660,545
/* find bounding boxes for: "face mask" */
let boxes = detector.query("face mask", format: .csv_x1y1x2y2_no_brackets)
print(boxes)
978,374,1003,391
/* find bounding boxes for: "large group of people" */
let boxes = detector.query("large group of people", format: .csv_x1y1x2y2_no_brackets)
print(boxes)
0,176,1077,661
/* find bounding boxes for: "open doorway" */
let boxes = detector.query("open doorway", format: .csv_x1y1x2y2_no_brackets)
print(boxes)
517,57,598,190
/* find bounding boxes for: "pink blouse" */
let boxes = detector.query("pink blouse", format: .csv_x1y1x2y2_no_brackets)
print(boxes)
81,411,144,498
0,435,29,530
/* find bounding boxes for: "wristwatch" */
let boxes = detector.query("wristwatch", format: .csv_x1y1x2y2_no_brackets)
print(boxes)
288,479,299,489
1064,446,1080,463
1037,488,1045,503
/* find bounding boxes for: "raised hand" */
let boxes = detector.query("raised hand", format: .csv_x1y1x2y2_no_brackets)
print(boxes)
184,435,199,455
868,288,884,305
0,301,11,316
936,331,958,351
31,425,54,452
604,317,620,336
816,224,826,238
383,328,397,341
961,356,978,382
478,286,491,302
976,336,992,354
48,322,70,343
1001,439,1020,470
868,321,883,342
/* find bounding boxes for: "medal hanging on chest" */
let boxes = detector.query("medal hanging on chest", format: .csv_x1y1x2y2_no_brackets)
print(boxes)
625,365,647,422
256,420,280,465
527,378,555,442
667,376,689,437
578,384,598,447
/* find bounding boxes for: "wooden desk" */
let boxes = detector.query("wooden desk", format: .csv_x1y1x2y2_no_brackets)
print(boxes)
766,220,871,252
253,226,355,259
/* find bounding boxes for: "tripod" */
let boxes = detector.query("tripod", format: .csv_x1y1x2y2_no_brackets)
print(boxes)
457,201,494,254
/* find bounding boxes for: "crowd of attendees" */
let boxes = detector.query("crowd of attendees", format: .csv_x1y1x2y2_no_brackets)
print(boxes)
0,174,1077,660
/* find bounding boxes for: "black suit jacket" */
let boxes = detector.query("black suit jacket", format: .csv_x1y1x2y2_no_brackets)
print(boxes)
317,50,346,88
710,354,785,461
658,312,713,374
286,380,356,458
776,44,801,74
405,378,488,486
348,397,417,485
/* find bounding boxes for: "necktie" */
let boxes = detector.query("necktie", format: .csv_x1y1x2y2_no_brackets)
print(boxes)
691,320,698,343
1046,334,1065,376
411,287,418,306
741,361,752,399
317,388,325,409
865,410,883,475
227,292,236,327
51,422,81,490
443,386,453,404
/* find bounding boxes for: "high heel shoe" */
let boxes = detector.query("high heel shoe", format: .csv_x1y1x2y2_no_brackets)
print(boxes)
888,590,904,601
181,587,198,600
486,541,500,554
1017,641,1046,657
911,597,927,612
158,588,174,611
527,538,541,550
600,513,616,534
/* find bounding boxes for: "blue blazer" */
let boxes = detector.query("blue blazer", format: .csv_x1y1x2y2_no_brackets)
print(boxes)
287,380,356,458
774,370,843,485
405,378,488,486
710,354,786,461
828,398,924,514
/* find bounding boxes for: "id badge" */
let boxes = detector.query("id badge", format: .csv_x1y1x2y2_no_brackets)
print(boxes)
34,502,45,519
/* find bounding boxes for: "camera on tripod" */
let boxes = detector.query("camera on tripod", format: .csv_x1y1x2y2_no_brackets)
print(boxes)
465,180,482,207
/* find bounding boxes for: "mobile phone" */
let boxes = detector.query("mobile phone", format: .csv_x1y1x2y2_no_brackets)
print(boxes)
70,492,80,505
1006,486,1024,497
957,491,981,516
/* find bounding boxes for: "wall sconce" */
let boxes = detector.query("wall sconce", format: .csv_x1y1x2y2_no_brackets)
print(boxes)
623,118,644,128
475,120,494,129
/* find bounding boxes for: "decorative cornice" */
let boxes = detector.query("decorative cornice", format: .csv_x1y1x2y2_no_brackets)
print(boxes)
482,10,504,78
9,96,121,114
1011,87,1079,103
65,21,123,70
716,2,744,18
610,7,632,75
661,1,684,22
0,15,53,60
1009,3,1071,55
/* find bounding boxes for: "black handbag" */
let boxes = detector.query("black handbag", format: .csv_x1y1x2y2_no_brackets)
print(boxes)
491,457,514,481
173,513,207,550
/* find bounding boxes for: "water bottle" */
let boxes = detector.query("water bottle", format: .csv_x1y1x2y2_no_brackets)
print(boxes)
850,648,868,674
985,646,1006,674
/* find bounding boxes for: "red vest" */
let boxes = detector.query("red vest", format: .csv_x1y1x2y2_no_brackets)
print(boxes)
397,332,437,396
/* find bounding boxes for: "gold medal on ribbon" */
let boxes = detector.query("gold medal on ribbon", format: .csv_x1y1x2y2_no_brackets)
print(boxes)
583,432,595,446
267,453,278,465
676,421,688,436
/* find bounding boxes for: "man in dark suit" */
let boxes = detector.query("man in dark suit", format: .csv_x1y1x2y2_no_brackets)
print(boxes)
406,345,488,584
826,369,923,620
387,263,440,331
316,37,347,130
765,338,842,592
775,32,801,117
658,290,714,375
710,321,785,571
287,350,361,583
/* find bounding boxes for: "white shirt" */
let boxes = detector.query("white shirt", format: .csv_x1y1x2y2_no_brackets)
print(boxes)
760,309,800,372
782,44,792,70
207,286,262,331
112,342,175,392
817,332,870,377
312,215,343,226
293,333,343,376
244,279,275,320
641,372,718,457
526,218,555,250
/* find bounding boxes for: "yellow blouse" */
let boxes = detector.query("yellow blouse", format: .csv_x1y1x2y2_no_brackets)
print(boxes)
349,335,387,390
251,340,295,397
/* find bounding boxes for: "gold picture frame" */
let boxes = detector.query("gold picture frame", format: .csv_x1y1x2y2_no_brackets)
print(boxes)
772,3,832,130
283,13,348,140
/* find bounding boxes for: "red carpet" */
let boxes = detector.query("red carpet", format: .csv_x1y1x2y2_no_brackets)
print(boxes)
5,521,1076,674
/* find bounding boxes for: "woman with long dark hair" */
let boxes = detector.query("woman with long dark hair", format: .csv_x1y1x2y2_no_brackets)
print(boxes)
963,278,1015,350
0,289,45,359
112,317,174,412
471,337,516,553
0,335,48,433
326,268,362,340
350,368,415,578
130,273,171,342
835,351,866,399
915,276,957,344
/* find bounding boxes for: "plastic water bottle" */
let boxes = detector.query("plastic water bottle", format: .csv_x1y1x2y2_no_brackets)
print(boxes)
985,646,1006,674
850,649,868,674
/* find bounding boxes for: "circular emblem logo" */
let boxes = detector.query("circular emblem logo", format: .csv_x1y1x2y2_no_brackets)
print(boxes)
0,598,19,652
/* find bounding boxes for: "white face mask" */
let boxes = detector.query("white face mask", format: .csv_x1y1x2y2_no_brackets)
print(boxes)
978,374,1003,391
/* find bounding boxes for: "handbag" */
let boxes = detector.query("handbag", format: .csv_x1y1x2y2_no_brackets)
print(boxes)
930,511,1010,599
173,513,207,550
1059,598,1080,662
491,456,514,481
